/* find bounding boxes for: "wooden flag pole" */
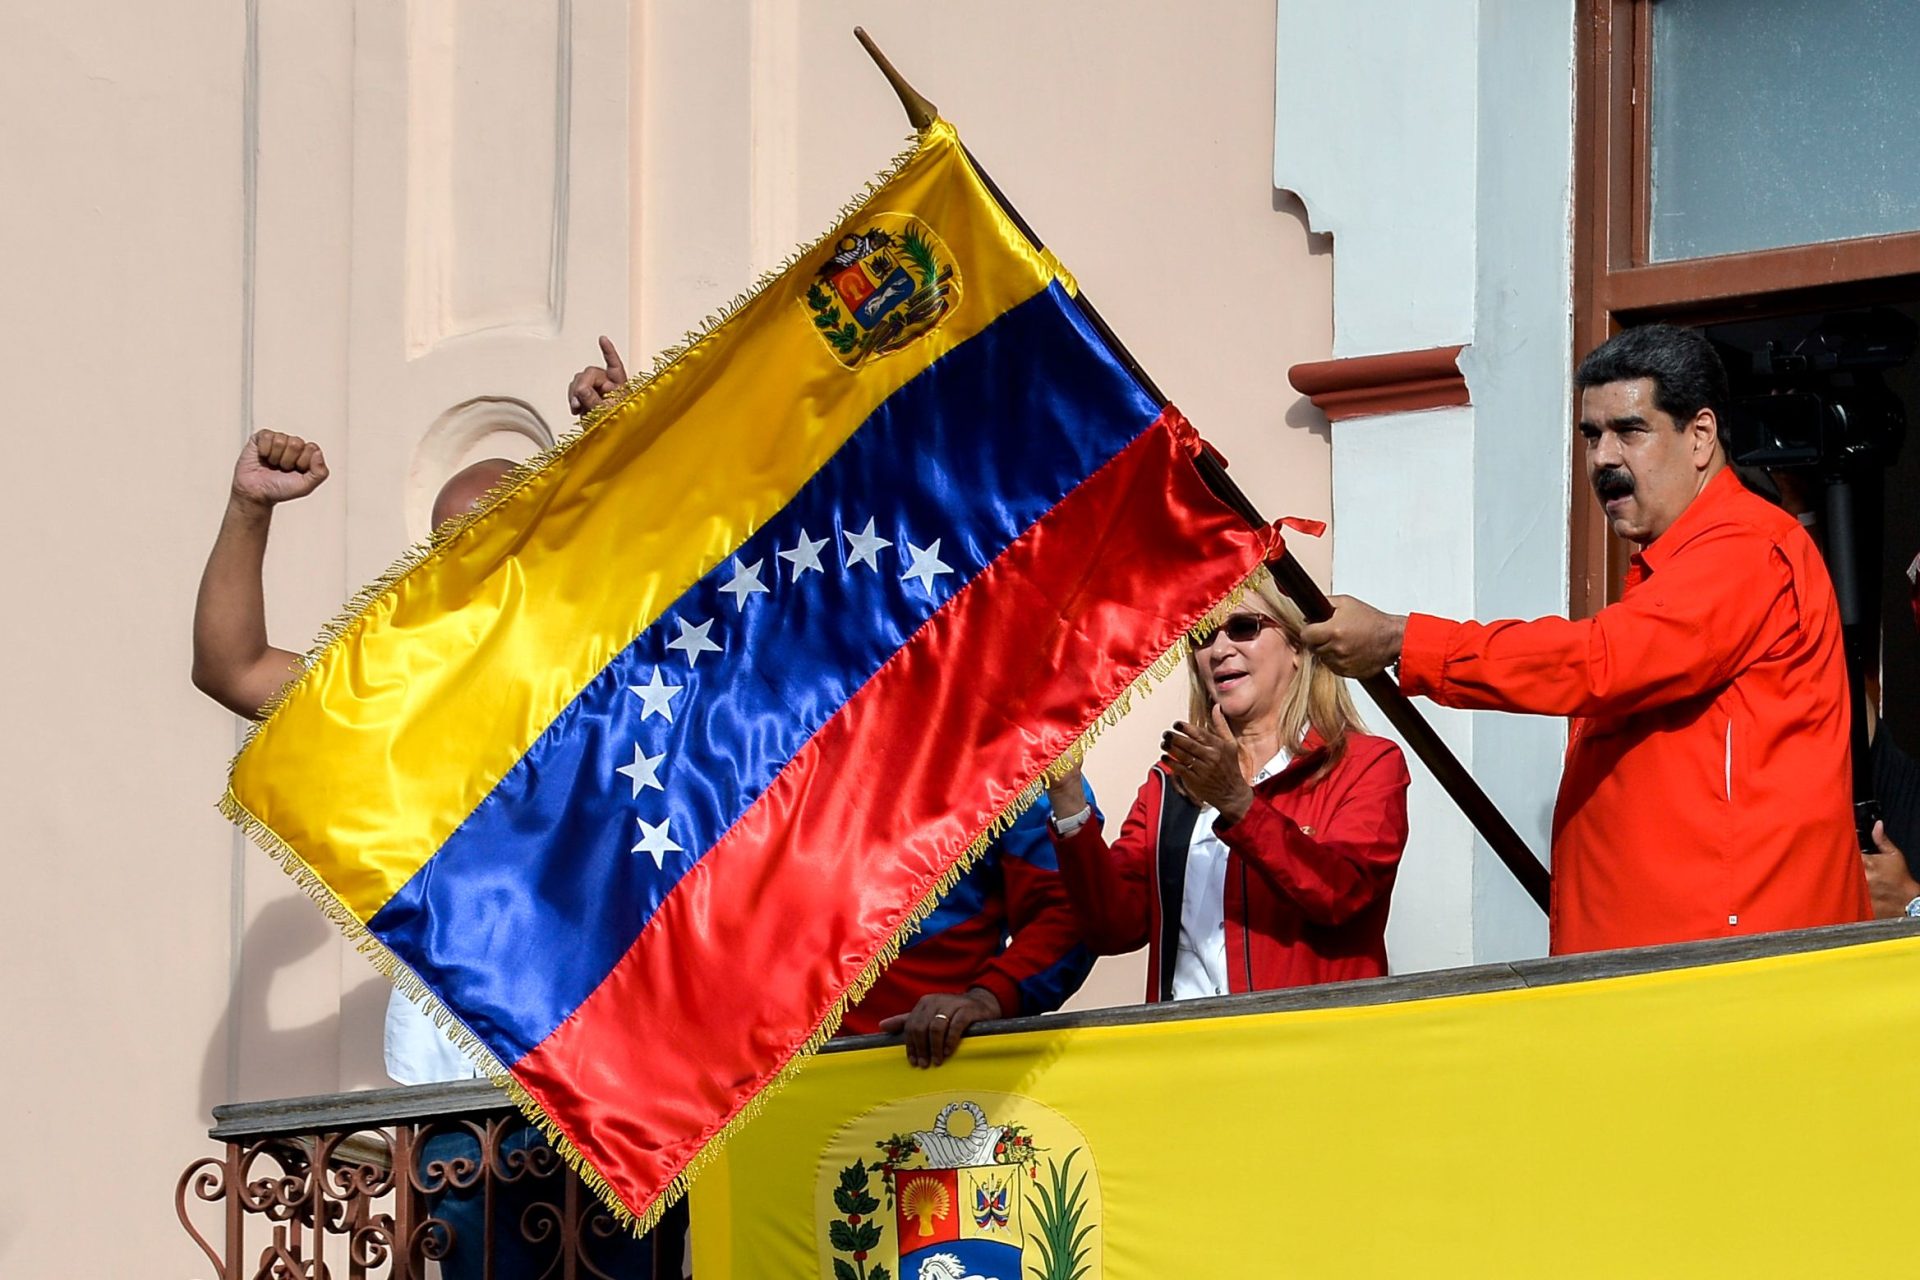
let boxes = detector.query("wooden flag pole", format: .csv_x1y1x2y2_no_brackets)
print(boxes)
855,27,938,128
1189,456,1553,912
854,27,1551,913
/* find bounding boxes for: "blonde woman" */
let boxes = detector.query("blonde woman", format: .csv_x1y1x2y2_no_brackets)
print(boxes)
1045,570,1410,999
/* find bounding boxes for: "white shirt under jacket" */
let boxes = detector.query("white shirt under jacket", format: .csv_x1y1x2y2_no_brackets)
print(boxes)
1171,747,1290,1001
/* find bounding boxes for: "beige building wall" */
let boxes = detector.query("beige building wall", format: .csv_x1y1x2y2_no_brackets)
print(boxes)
1,2,1326,1273
2,6,248,1277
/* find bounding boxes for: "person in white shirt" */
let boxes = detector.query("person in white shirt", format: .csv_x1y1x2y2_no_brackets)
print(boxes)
193,423,669,1277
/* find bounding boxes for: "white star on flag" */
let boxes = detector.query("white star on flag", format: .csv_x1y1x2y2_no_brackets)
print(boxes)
778,529,829,581
901,538,954,592
843,517,892,570
666,616,722,666
614,744,666,797
718,557,770,610
628,668,683,722
631,817,682,869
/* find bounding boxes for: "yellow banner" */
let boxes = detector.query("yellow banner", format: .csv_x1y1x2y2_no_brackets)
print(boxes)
692,935,1920,1277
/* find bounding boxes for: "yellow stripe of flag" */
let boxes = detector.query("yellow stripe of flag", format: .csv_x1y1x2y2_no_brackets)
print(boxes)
230,122,1058,920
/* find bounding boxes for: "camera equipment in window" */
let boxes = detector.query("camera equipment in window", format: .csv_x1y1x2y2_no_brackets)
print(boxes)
1724,309,1912,476
1725,308,1917,851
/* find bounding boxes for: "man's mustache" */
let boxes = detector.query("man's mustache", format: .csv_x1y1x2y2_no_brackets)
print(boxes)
1593,467,1634,501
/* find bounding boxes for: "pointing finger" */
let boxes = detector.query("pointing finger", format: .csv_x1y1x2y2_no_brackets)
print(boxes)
599,335,628,384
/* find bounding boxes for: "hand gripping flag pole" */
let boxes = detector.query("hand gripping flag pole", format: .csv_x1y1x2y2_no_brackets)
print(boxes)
855,28,1552,914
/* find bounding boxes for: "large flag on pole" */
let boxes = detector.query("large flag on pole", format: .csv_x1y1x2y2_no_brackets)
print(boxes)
223,119,1276,1227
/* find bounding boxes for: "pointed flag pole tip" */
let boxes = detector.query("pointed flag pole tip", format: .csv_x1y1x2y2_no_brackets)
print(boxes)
855,26,939,130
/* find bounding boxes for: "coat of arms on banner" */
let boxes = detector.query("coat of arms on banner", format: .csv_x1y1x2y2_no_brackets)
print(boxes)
815,1093,1100,1280
801,213,960,369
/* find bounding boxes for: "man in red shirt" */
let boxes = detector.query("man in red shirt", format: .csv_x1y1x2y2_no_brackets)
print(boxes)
1300,324,1869,954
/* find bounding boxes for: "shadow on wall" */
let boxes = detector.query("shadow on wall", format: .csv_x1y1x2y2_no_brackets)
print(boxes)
1273,188,1332,256
199,896,392,1114
1268,188,1331,452
1285,394,1331,450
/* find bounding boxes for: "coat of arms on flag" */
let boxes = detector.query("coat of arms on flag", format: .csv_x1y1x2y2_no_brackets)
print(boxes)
222,111,1277,1230
802,216,960,367
817,1095,1100,1280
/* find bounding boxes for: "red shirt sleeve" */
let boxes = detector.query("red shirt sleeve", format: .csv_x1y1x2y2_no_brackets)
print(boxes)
1399,524,1799,718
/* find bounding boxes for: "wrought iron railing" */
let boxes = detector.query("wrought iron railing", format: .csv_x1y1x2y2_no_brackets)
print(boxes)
179,918,1918,1277
175,1078,677,1279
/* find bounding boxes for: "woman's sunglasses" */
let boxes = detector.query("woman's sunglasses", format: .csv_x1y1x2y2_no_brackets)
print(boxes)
1198,613,1282,648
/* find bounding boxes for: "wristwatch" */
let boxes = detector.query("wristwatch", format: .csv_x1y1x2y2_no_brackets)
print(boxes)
1050,805,1095,837
1904,895,1920,919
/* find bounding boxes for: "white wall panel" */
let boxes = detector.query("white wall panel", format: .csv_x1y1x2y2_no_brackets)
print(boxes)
1277,0,1576,965
405,0,571,355
1334,407,1480,969
1273,0,1478,357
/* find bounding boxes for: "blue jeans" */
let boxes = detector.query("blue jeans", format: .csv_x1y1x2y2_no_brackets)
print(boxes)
418,1125,663,1279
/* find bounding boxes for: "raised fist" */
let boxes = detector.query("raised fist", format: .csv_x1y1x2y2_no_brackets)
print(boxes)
232,430,329,508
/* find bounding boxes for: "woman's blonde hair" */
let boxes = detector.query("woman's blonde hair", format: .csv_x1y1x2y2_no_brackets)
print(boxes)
1187,567,1367,770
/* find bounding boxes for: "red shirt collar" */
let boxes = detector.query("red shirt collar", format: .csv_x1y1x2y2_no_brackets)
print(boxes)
1630,465,1741,578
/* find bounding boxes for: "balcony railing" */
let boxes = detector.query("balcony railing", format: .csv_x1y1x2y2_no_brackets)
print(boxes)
178,917,1917,1278
174,1077,681,1279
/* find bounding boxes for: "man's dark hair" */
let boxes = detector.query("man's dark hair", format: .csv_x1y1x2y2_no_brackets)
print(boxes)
1575,323,1729,428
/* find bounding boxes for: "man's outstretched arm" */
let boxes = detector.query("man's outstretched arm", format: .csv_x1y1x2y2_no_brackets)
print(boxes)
192,430,328,720
1303,526,1797,720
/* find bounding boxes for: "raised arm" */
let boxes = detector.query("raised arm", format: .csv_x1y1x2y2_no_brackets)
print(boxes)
191,430,329,719
1397,525,1797,718
1047,764,1158,956
1305,525,1800,720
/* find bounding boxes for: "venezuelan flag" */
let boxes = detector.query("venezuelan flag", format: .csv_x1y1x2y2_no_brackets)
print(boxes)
223,119,1272,1226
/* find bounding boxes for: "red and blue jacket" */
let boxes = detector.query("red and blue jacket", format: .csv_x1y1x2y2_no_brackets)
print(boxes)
841,786,1097,1032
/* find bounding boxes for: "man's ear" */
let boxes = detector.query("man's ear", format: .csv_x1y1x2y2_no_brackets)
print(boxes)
1689,407,1721,467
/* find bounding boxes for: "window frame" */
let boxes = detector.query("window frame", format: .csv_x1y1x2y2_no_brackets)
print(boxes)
1570,0,1920,616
